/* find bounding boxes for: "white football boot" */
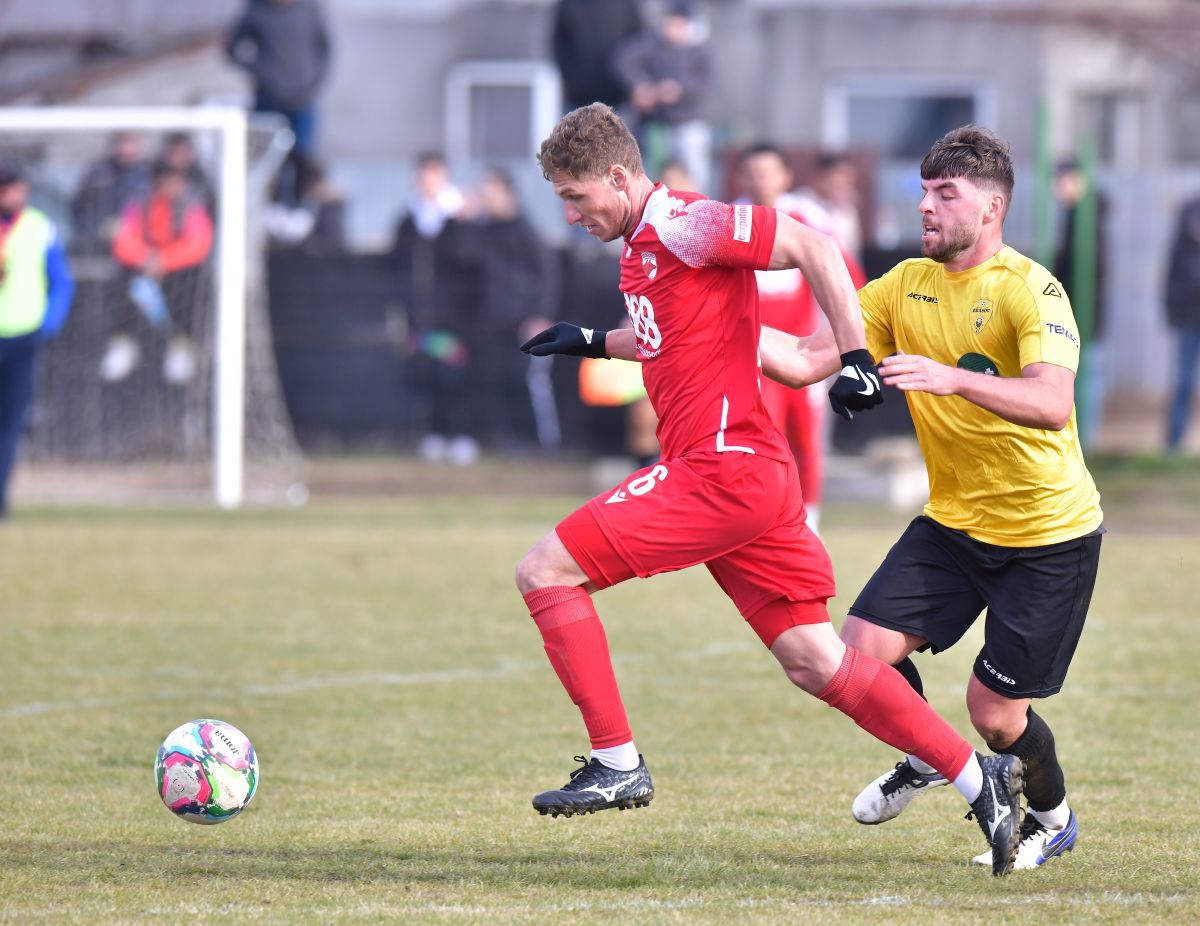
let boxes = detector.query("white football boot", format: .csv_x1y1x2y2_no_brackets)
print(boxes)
852,757,950,824
973,809,1077,870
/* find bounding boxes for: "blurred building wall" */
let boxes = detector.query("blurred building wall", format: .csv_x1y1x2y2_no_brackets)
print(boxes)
7,0,1200,401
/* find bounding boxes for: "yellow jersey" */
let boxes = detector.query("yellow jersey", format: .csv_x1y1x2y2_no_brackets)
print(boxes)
857,245,1103,546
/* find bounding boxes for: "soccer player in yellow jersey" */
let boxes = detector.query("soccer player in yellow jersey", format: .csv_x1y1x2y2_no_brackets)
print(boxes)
759,125,1102,871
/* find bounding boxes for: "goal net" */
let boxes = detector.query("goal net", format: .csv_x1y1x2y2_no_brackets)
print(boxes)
0,106,304,508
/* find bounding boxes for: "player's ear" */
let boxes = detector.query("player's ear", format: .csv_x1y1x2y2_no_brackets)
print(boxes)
609,166,627,191
984,191,1005,224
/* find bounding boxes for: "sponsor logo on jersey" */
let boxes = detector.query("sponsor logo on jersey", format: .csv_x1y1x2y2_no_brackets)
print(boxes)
733,204,752,243
641,251,658,281
1043,281,1063,297
907,291,938,303
971,298,993,335
1044,322,1079,346
957,352,998,376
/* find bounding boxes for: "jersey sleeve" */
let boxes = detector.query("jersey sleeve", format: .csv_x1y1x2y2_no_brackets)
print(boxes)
1015,272,1081,373
856,267,899,361
656,199,777,270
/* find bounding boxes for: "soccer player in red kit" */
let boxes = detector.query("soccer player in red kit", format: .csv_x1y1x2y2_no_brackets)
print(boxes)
517,104,1024,875
739,143,868,532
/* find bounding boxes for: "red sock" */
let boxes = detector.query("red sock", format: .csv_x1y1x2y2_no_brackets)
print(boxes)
524,585,632,749
817,646,974,780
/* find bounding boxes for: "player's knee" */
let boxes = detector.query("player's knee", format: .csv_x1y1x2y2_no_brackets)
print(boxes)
515,542,568,594
967,701,1026,750
770,624,844,694
781,662,826,694
514,549,545,595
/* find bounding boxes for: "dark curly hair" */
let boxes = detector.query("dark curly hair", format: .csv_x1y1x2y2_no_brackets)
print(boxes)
537,103,644,180
921,125,1014,204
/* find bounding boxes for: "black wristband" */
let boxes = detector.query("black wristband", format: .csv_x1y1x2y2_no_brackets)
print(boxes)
840,348,874,367
586,328,608,359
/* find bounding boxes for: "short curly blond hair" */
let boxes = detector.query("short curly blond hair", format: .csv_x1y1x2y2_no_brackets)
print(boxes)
537,103,644,180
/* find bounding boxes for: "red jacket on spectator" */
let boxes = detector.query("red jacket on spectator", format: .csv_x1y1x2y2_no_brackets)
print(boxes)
112,192,212,274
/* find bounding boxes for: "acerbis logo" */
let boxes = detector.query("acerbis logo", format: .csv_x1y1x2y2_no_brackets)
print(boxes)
1044,322,1079,346
907,292,938,303
1043,281,1063,298
980,658,1016,686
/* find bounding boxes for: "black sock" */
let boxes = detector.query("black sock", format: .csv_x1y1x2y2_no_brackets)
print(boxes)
892,656,926,700
997,707,1066,813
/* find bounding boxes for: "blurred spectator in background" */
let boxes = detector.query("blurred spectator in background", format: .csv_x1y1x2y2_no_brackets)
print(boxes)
615,0,712,194
0,159,74,519
793,153,864,262
1054,158,1108,450
1165,194,1200,454
104,162,214,386
397,152,464,244
454,168,559,453
391,153,475,465
70,132,150,256
226,0,331,206
159,133,216,212
659,159,694,193
739,143,866,533
552,0,642,114
264,160,347,249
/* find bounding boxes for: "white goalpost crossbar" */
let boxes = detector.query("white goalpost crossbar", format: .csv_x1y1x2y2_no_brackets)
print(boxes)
0,105,249,508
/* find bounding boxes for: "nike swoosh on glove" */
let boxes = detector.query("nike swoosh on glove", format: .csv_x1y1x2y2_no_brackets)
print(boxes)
828,349,884,420
520,322,608,358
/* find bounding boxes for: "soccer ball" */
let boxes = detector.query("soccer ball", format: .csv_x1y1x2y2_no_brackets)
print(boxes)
154,719,259,824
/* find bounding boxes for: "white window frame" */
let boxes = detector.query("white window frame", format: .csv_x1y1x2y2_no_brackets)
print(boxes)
822,75,998,153
445,61,562,165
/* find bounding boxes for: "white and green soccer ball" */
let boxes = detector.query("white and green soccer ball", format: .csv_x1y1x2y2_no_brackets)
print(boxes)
154,719,259,824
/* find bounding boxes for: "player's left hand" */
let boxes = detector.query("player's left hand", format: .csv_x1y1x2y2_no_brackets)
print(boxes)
879,351,960,396
828,349,883,420
520,322,608,358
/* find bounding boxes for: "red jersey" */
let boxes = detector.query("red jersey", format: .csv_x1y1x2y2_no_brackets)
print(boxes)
752,192,865,336
619,185,791,462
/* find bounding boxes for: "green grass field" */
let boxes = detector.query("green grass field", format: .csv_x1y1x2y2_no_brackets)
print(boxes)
1,462,1198,924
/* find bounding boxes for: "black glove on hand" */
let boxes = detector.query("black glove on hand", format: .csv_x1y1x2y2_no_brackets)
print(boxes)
828,349,883,420
520,322,608,358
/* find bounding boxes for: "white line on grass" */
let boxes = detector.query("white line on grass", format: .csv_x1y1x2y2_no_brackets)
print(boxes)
0,640,757,718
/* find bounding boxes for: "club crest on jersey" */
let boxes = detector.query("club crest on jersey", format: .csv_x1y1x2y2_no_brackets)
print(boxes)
641,251,658,280
971,299,993,335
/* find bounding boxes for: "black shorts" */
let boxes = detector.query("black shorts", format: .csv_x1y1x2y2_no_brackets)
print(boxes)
848,516,1103,699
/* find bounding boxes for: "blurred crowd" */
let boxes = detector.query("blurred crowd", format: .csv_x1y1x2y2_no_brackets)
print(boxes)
5,0,1200,502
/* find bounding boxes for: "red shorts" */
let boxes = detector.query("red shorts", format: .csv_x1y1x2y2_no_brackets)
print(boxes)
556,451,835,647
760,377,824,506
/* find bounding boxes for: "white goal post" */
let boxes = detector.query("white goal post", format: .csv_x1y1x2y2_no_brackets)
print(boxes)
0,105,279,509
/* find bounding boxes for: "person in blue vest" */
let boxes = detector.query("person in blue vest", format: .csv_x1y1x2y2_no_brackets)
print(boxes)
0,158,74,519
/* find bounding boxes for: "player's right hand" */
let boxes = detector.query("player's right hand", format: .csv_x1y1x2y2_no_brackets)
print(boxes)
828,349,884,420
520,322,608,358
